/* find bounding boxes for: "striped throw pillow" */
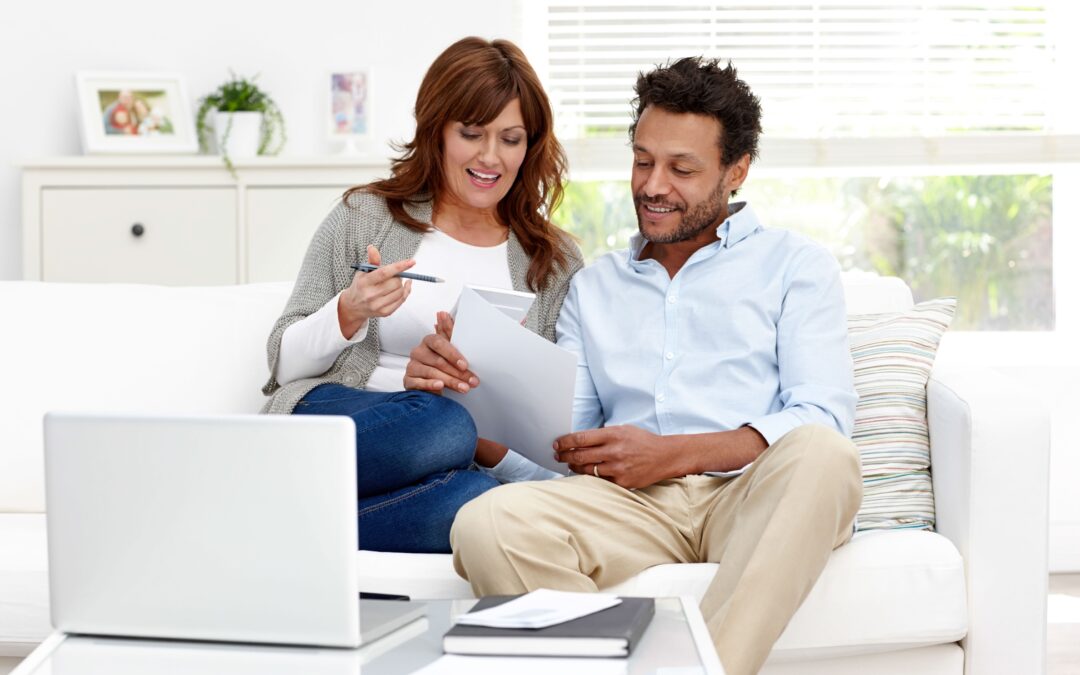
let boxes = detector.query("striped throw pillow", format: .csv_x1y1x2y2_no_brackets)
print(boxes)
848,298,957,531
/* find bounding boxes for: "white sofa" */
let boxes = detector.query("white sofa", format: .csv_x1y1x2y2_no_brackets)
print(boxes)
0,276,1049,674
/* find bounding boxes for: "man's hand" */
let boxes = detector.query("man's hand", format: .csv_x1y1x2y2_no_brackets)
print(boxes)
554,425,770,489
403,311,479,394
554,425,683,490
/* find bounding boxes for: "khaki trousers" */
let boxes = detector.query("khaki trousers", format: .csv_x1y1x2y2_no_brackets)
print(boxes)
450,424,863,675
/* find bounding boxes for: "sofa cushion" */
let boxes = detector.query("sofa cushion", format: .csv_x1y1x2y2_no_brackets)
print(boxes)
357,529,966,660
0,514,50,657
848,298,957,531
0,281,292,512
769,529,966,660
5,496,964,662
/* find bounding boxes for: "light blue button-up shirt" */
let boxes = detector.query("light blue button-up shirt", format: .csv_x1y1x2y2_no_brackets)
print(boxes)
555,201,856,453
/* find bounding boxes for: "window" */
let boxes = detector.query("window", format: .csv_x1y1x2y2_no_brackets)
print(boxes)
554,174,1053,330
521,0,1079,333
536,1,1067,139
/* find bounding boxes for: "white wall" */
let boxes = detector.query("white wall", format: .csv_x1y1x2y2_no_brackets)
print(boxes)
0,0,522,279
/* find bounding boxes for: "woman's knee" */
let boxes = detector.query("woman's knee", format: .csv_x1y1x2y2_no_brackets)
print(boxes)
420,394,478,466
448,470,500,511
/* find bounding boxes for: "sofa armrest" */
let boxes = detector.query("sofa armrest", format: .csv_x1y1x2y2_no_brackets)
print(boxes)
927,366,1049,675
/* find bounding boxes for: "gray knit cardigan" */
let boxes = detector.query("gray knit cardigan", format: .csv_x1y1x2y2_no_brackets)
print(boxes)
261,191,584,414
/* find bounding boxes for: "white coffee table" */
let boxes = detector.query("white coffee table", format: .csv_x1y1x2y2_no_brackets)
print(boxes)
11,597,723,674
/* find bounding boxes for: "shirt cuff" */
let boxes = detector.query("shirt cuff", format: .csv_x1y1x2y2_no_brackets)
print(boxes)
746,411,803,448
478,449,562,483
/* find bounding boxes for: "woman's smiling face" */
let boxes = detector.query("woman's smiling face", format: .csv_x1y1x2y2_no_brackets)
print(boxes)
440,98,528,212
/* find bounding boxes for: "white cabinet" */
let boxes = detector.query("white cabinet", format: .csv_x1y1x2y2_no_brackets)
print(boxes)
41,187,237,285
246,186,346,283
22,157,386,285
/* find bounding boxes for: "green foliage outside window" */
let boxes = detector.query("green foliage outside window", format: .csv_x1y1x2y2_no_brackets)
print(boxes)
553,175,1054,331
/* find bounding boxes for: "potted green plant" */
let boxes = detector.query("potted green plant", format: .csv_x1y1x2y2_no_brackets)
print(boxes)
195,72,286,175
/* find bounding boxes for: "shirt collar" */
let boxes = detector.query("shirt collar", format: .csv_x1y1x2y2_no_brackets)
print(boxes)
722,201,760,248
628,200,762,264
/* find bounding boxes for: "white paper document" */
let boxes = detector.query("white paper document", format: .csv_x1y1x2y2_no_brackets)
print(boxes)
446,286,577,474
454,589,622,629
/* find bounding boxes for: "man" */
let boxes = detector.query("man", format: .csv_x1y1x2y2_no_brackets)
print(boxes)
435,57,861,675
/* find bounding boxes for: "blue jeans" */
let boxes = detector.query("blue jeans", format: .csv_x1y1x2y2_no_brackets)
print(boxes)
294,383,498,553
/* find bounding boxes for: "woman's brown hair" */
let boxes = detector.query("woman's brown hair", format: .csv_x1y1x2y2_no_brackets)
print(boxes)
344,36,568,291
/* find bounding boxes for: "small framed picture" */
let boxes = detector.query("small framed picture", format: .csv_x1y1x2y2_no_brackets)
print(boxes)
328,69,372,151
76,72,198,154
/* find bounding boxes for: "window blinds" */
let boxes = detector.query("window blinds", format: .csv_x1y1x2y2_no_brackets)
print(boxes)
542,1,1057,139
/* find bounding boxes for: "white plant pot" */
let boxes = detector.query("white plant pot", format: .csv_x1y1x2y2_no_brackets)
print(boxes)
213,111,262,159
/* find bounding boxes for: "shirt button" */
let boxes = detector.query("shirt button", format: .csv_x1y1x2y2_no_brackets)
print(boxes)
657,393,666,402
342,372,358,386
667,295,677,304
665,352,674,360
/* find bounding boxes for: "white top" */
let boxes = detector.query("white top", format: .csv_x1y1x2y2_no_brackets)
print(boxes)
276,229,511,389
275,228,559,484
366,229,513,392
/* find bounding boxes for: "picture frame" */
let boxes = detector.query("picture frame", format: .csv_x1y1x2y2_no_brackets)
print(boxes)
76,72,198,154
327,68,372,153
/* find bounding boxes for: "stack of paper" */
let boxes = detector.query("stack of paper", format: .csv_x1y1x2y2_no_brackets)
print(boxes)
454,589,622,629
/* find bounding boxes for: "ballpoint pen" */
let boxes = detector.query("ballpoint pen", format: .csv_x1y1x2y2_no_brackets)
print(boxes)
350,263,445,283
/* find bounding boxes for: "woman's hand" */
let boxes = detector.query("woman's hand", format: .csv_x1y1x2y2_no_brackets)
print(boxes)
337,245,414,338
403,311,480,394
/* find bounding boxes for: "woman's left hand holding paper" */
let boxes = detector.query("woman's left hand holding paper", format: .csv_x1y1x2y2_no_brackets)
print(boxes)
403,311,479,394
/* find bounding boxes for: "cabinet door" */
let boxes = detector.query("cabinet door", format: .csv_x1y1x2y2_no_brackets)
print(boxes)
246,187,350,283
41,188,237,285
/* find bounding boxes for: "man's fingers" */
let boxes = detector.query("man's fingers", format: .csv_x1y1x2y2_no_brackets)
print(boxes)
553,429,607,452
555,447,605,466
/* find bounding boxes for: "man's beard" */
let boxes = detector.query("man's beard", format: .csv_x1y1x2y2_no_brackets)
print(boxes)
635,178,727,244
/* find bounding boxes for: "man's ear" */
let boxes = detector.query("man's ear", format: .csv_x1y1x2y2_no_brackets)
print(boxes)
724,154,751,193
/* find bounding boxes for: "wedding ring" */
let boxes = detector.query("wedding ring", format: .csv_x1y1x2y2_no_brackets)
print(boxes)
593,464,600,478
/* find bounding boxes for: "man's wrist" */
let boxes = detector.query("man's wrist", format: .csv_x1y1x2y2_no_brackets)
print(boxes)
665,434,704,477
671,427,769,475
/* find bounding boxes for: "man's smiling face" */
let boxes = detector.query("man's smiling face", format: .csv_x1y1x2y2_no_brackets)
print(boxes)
631,105,733,245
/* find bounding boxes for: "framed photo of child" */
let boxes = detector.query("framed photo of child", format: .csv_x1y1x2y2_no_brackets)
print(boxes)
76,72,198,154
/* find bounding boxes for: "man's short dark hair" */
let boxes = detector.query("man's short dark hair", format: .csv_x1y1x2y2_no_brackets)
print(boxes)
630,57,763,167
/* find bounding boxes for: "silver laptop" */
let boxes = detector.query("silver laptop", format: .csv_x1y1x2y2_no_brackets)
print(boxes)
43,412,424,648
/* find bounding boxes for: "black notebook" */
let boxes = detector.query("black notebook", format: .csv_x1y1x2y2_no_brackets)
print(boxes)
443,596,655,658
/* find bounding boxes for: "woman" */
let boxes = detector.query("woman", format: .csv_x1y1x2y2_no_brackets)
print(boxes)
261,37,582,553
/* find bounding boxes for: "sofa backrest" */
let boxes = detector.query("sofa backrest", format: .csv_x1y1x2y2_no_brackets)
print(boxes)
0,281,291,512
0,272,913,513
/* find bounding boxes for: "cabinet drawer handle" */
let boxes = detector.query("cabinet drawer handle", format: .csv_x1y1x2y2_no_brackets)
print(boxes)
131,223,145,237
